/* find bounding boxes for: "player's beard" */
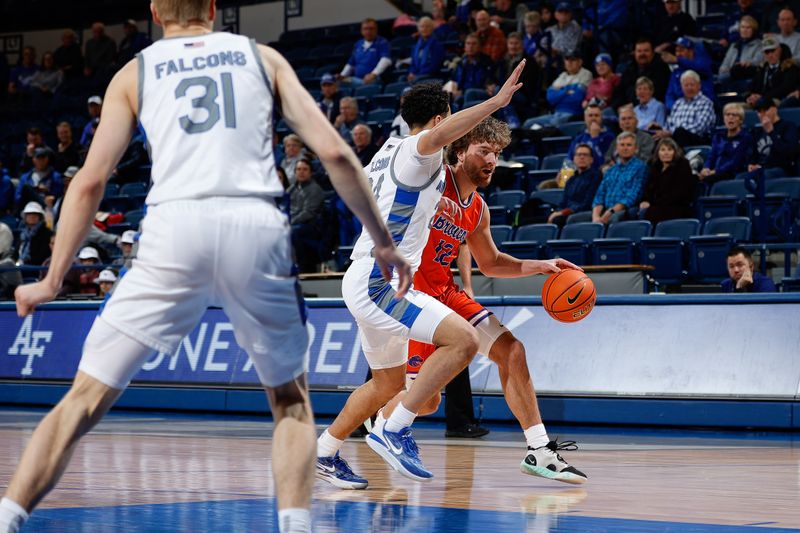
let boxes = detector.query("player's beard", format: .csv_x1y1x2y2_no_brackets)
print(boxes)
464,158,494,189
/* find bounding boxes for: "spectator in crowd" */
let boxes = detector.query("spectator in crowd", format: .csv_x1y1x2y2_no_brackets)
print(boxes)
530,50,592,127
613,37,671,107
654,0,698,52
722,247,777,292
746,38,800,107
18,127,51,174
474,9,507,62
605,105,655,164
28,52,63,95
522,10,546,57
352,124,378,167
567,104,615,170
496,31,542,120
749,98,798,176
700,103,753,185
15,148,63,210
719,16,763,82
117,19,152,66
0,222,21,299
654,70,716,146
8,46,38,95
280,134,307,185
583,53,619,110
317,74,342,124
53,122,80,173
447,33,496,101
288,158,325,273
76,246,102,295
81,96,103,148
407,17,445,83
38,233,79,295
721,0,760,46
339,18,391,85
633,76,667,131
581,0,631,54
334,97,365,144
0,162,13,215
489,0,528,34
52,165,78,225
95,269,117,297
390,87,411,138
544,2,582,59
430,0,451,36
113,230,137,269
639,138,696,225
762,1,800,34
662,37,715,110
592,132,648,224
84,22,117,78
547,144,602,226
53,29,84,79
540,2,556,29
18,202,52,266
771,8,800,62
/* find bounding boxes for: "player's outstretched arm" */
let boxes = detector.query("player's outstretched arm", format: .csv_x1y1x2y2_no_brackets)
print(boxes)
256,45,410,295
467,204,582,278
416,60,526,156
15,61,137,317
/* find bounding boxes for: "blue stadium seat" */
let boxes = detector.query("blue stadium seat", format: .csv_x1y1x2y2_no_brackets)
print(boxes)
369,94,398,111
696,195,739,221
513,155,540,171
687,217,751,283
743,109,759,128
104,183,120,198
120,183,148,197
526,170,558,192
383,81,409,96
366,108,395,123
490,225,514,245
488,205,508,225
541,154,567,170
546,222,604,265
558,121,585,137
463,88,488,106
106,223,133,236
355,84,383,98
334,245,354,271
639,220,700,285
702,216,752,241
124,209,145,227
488,190,525,209
653,218,701,239
501,223,559,259
779,108,800,127
541,136,572,155
710,179,748,198
592,220,652,265
529,189,563,207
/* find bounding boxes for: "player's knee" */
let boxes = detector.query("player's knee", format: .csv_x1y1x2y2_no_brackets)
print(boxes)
507,339,527,365
454,327,480,364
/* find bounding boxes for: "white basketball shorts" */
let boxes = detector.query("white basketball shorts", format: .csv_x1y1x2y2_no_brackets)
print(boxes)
78,197,309,389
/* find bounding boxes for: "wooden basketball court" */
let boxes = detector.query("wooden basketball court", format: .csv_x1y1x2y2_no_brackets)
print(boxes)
0,408,797,532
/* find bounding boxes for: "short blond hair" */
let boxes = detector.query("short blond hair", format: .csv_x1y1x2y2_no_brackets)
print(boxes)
153,0,212,26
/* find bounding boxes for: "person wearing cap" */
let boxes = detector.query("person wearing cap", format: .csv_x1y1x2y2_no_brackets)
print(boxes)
18,202,52,266
14,148,63,212
719,16,764,82
770,7,800,62
746,38,800,107
81,96,103,148
77,246,102,295
339,18,392,85
613,37,672,109
662,36,715,110
53,122,80,173
53,29,84,79
95,269,118,297
543,2,582,58
317,74,342,124
530,50,591,127
407,17,445,83
654,0,698,53
582,53,619,110
113,230,137,269
699,102,754,186
748,98,799,176
118,19,152,65
473,10,507,63
654,70,715,147
84,22,116,78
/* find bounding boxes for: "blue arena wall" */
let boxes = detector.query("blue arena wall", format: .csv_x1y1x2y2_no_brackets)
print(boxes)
0,295,798,428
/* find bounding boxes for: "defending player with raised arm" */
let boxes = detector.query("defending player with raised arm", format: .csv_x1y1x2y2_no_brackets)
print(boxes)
3,2,410,533
379,117,588,485
316,63,528,490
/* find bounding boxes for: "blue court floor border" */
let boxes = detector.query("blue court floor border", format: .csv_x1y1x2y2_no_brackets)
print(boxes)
28,497,800,532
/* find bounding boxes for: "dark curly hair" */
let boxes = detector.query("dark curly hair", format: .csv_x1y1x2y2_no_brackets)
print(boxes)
400,83,451,129
448,117,512,159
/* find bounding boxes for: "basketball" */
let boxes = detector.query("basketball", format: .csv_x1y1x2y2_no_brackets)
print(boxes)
541,269,596,323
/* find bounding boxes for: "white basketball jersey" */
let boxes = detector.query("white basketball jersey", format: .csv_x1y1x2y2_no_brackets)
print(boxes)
137,32,283,205
351,132,445,272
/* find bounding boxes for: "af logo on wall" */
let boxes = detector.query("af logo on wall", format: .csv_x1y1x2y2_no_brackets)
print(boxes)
7,315,53,376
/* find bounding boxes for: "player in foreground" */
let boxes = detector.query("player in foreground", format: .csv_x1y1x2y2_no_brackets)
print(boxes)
316,64,530,488
0,2,410,532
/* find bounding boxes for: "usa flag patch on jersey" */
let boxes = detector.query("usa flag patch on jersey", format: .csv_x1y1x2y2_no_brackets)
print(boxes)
184,41,205,48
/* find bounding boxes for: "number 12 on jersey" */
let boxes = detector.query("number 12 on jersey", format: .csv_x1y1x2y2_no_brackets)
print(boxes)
175,73,236,134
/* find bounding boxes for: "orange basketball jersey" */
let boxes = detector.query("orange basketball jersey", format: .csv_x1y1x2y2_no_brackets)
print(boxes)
413,165,485,297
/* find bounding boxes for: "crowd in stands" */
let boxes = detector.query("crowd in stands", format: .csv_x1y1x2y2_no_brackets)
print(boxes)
1,1,800,295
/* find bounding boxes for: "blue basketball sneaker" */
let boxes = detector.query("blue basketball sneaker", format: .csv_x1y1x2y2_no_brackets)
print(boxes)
366,424,433,482
315,452,368,489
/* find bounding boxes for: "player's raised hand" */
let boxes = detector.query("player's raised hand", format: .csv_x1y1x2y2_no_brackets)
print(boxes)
373,244,412,299
492,59,525,108
15,281,59,317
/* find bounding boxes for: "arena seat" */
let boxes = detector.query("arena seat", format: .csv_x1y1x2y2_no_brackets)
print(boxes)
501,223,559,259
558,121,585,137
546,222,604,265
592,220,652,265
541,154,567,171
489,225,513,245
688,217,752,282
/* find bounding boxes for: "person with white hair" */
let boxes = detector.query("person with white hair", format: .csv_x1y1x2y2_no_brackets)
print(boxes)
407,17,445,83
700,102,753,184
351,124,378,167
653,70,716,146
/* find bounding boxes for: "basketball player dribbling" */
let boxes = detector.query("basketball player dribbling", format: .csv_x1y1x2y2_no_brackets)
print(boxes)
315,64,528,488
0,2,411,532
381,118,587,485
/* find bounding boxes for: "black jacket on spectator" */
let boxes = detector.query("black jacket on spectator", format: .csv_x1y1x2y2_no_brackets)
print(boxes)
613,54,672,108
752,119,799,174
653,11,698,48
560,168,603,213
749,48,800,102
640,158,696,226
289,179,324,225
53,43,84,78
54,143,80,173
355,144,379,168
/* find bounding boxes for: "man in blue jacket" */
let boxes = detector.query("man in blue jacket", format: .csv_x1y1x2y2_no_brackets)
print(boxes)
662,37,715,109
407,17,445,83
14,148,64,212
339,18,392,85
722,247,777,292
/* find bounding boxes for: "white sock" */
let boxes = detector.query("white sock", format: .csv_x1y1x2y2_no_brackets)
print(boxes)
0,498,28,533
317,429,343,458
278,508,311,533
384,402,417,433
524,423,550,449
